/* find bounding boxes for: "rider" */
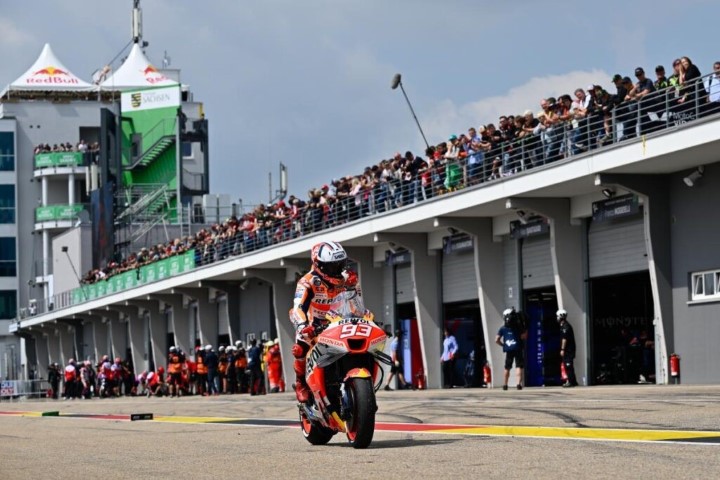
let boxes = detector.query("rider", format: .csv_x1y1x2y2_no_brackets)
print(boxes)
290,240,358,403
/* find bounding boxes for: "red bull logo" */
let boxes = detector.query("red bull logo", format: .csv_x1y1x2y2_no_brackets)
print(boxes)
142,64,169,84
26,65,79,84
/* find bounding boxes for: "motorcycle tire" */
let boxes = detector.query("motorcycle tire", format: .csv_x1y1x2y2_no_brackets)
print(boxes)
345,377,376,449
299,410,334,445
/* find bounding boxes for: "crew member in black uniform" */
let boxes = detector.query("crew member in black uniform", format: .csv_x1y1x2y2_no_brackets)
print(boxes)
558,309,578,387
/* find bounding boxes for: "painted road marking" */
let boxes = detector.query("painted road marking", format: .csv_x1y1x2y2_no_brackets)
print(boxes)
2,411,720,445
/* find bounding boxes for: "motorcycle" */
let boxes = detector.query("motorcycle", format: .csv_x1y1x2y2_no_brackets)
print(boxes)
299,290,392,449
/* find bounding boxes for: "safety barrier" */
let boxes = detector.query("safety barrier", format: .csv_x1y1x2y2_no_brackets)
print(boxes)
0,380,51,400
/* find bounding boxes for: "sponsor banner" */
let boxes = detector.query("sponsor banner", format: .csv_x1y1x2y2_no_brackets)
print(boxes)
71,250,196,305
0,381,16,396
121,86,181,113
510,218,550,239
35,204,85,222
592,194,640,222
385,250,411,266
443,234,474,255
34,152,83,168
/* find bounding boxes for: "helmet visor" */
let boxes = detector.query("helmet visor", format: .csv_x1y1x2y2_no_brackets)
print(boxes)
320,259,346,278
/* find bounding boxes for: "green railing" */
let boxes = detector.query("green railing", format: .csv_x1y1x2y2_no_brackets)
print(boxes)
71,249,196,304
34,151,84,168
35,204,85,222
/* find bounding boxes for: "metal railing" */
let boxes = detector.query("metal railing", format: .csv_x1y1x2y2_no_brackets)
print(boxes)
124,117,177,170
0,379,51,399
18,72,720,320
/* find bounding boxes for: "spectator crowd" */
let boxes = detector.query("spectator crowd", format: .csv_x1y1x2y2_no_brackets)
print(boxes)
34,139,99,154
70,55,720,288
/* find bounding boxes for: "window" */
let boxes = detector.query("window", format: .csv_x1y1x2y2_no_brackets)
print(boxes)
0,132,14,171
182,141,194,159
690,270,720,301
0,238,16,277
0,290,17,319
0,185,15,224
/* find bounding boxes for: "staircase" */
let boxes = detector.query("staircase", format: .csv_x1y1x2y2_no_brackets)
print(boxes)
115,184,177,244
125,117,177,171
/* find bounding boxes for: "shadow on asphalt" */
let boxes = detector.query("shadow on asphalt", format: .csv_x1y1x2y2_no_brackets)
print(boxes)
327,438,463,449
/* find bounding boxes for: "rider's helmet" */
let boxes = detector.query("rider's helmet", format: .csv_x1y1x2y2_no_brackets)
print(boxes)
503,307,518,327
556,309,568,322
169,346,177,353
311,241,348,286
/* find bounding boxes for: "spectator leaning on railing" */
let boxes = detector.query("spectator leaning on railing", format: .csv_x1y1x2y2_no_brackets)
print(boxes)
49,51,720,308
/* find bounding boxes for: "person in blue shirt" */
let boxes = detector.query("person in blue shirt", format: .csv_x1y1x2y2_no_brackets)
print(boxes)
384,329,412,390
441,328,459,388
495,307,526,390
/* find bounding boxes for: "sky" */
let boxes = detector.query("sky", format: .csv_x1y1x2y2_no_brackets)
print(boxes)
2,0,720,208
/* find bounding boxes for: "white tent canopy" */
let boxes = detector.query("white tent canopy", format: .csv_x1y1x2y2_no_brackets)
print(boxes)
100,43,178,90
7,43,94,91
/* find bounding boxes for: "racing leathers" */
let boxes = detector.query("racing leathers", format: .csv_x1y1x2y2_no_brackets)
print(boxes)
290,269,357,402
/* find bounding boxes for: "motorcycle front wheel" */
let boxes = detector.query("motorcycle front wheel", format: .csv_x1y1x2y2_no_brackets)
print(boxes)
345,377,376,449
299,410,334,445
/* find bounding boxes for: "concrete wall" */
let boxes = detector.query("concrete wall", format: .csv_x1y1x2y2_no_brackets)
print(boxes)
239,280,272,343
2,100,106,310
670,164,720,383
51,225,92,293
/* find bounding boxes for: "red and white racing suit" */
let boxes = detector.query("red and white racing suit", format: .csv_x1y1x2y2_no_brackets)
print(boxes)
290,269,357,402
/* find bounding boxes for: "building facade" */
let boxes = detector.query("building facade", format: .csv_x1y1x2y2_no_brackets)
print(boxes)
13,109,720,387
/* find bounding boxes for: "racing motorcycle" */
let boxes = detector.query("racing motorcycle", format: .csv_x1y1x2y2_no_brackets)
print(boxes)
299,291,392,449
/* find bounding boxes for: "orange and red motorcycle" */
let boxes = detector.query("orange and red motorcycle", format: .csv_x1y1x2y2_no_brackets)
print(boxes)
299,291,391,449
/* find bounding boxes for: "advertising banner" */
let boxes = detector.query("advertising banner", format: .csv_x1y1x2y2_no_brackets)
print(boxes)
34,151,83,168
71,250,196,306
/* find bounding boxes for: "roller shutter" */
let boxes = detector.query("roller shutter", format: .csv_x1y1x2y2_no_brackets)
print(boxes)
395,264,414,304
589,216,647,278
522,235,554,289
442,251,477,303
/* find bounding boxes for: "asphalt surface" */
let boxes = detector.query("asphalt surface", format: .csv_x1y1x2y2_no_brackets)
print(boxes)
2,385,720,479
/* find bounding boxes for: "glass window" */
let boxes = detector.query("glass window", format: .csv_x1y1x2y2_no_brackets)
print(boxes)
704,273,715,297
0,185,15,224
182,141,194,159
0,237,16,277
691,270,720,301
0,132,14,171
0,290,17,319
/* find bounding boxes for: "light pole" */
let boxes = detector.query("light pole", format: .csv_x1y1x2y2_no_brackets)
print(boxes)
391,73,430,150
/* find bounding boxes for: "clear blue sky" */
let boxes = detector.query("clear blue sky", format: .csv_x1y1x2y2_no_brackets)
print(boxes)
2,0,718,206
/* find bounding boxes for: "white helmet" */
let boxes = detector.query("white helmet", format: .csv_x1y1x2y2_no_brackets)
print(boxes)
235,340,243,348
557,309,568,320
219,346,225,352
204,344,212,351
169,346,177,353
311,241,348,286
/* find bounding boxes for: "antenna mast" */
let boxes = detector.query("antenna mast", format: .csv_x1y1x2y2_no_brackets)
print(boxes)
132,0,143,44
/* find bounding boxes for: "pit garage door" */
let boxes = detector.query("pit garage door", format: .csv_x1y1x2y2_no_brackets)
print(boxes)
442,251,477,303
522,235,554,289
395,264,414,304
588,216,647,278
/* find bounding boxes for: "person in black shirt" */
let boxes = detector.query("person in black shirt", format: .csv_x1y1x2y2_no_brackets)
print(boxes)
557,309,578,387
495,307,526,390
248,339,265,396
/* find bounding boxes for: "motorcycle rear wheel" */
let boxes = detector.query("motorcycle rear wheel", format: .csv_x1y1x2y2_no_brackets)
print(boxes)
299,410,334,445
345,378,376,449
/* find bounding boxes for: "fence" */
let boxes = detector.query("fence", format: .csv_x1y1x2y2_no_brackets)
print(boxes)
18,71,720,319
0,380,51,400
